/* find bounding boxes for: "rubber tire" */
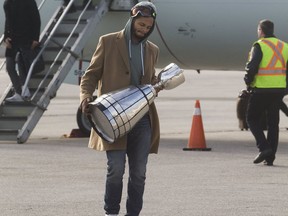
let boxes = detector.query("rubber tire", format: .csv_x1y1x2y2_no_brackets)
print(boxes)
76,106,91,136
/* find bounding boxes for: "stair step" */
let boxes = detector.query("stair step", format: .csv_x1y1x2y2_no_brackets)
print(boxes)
43,60,62,66
45,47,71,52
0,103,35,117
28,78,53,89
64,9,95,19
0,129,18,141
46,39,77,50
61,19,87,24
31,73,54,80
0,116,27,130
43,49,74,61
53,32,79,38
56,21,87,34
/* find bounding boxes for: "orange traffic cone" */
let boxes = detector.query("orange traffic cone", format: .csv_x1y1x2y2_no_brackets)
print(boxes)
183,100,211,151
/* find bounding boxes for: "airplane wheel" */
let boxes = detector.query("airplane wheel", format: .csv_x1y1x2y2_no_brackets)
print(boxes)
76,106,91,136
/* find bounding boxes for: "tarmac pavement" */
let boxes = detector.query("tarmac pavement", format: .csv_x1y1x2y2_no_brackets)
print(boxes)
1,59,288,215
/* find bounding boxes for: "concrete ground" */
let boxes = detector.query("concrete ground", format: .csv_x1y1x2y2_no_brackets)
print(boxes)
1,58,288,216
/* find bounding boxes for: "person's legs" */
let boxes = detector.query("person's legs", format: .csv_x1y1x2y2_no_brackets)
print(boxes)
247,93,271,151
5,50,26,102
18,45,38,98
125,115,151,216
266,93,283,163
104,150,126,215
6,56,22,95
16,50,29,85
16,54,30,98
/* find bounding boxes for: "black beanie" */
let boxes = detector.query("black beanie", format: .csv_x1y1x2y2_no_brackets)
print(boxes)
259,19,274,36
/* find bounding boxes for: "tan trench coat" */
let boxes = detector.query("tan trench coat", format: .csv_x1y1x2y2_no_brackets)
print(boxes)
80,30,160,153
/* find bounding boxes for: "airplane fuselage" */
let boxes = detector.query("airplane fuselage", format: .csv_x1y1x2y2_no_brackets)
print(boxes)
1,0,288,71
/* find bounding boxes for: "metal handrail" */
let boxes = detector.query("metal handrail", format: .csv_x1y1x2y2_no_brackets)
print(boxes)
0,34,4,70
0,59,5,71
0,32,5,72
0,34,4,45
37,0,47,10
23,0,93,101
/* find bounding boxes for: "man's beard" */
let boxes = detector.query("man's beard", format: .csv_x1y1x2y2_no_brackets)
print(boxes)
132,30,147,41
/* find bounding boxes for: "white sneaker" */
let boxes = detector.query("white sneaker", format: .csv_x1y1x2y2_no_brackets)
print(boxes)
5,93,23,102
21,86,31,98
105,214,118,216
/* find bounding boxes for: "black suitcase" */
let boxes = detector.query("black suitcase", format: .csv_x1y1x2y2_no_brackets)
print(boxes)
236,89,250,130
236,89,267,131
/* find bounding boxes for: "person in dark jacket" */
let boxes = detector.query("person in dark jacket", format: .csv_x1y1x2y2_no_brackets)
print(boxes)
244,19,288,166
3,0,41,102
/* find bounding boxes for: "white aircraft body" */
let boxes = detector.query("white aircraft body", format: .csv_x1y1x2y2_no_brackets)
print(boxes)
1,0,288,71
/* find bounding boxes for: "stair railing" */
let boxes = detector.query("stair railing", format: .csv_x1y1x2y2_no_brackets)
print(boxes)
22,0,94,104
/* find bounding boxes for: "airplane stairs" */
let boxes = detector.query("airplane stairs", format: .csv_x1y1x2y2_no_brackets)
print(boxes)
0,0,111,143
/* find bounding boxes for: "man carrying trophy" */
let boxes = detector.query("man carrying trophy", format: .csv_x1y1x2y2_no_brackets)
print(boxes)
80,2,161,216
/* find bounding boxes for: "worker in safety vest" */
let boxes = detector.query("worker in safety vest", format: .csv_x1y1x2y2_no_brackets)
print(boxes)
244,19,288,166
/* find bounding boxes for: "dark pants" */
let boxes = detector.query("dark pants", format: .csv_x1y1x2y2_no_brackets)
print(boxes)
104,115,151,216
247,92,284,161
5,44,31,95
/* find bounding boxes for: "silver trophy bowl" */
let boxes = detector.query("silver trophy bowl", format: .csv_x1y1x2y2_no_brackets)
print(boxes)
88,63,185,143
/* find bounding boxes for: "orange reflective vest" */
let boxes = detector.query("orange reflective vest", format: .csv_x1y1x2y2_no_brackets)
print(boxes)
251,37,288,88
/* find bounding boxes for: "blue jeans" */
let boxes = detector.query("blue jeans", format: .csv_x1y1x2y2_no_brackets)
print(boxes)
104,115,151,216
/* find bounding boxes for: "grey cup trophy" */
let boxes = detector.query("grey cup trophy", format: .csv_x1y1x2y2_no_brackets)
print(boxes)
88,63,185,143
